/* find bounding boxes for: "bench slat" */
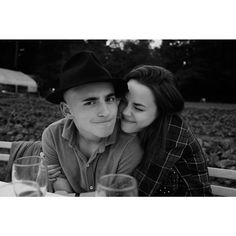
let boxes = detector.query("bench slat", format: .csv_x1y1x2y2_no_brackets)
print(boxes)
211,184,236,197
0,153,10,162
208,167,236,180
0,141,12,149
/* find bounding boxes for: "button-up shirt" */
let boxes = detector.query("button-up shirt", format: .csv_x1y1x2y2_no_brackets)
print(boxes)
42,118,143,194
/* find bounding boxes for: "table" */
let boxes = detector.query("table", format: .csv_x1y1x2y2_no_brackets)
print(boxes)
0,181,61,197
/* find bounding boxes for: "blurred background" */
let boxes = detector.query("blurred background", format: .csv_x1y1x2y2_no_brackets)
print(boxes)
0,39,236,186
0,39,236,102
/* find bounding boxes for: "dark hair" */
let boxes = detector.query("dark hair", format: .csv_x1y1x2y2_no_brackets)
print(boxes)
124,65,184,167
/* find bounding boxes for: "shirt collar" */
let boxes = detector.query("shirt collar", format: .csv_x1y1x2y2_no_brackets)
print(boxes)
62,118,119,150
62,118,76,147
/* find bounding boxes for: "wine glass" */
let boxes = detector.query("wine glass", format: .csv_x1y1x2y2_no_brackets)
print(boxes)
13,180,42,197
12,156,48,196
96,174,138,196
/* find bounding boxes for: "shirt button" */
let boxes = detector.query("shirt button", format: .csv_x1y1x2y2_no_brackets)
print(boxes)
89,186,94,190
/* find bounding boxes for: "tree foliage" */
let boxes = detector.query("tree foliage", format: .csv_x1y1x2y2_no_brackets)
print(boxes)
0,39,235,102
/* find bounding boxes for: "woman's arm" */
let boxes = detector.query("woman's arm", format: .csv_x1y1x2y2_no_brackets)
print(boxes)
175,135,212,196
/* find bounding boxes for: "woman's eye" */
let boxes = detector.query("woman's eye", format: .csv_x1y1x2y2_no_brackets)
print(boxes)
134,106,144,111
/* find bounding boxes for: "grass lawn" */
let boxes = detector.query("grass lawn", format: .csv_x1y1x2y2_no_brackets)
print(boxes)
185,102,236,110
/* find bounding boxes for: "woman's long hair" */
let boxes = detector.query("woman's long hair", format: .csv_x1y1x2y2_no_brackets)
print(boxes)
123,65,184,169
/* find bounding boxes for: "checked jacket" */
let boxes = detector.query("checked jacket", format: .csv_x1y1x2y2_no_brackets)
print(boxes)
133,114,212,196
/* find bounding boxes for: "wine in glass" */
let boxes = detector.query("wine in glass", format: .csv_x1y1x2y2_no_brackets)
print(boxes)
96,174,138,196
12,156,48,196
13,180,42,197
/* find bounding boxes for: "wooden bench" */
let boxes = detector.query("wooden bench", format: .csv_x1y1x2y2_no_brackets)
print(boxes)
1,141,236,196
208,167,236,196
0,141,11,162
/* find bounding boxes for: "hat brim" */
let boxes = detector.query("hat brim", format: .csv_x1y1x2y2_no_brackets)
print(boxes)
46,79,128,104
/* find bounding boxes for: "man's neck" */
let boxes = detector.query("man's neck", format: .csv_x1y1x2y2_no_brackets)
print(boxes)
78,136,103,159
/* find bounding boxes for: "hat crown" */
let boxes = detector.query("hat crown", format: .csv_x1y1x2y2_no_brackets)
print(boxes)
60,51,111,88
46,50,128,104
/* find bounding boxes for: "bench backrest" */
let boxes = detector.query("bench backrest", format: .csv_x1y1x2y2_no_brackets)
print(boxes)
0,141,11,161
207,167,236,196
0,141,236,196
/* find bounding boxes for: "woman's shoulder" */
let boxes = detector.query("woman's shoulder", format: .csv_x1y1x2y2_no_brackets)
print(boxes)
168,114,189,136
168,114,188,129
168,114,201,148
166,114,194,148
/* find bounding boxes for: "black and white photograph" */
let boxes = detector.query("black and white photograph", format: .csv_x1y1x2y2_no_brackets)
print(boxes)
0,39,235,197
0,1,235,236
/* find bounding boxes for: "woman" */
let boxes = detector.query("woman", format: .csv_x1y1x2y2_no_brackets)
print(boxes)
48,65,212,196
120,65,212,196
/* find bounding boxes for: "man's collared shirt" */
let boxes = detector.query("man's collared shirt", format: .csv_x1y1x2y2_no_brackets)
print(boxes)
42,118,143,193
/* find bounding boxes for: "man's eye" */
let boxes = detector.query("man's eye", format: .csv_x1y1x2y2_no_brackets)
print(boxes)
84,101,96,106
107,96,116,102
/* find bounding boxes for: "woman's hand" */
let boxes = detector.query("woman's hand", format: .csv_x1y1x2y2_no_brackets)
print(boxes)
47,164,61,182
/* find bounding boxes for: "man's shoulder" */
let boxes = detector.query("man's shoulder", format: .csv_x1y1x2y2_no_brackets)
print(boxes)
42,118,69,145
43,118,68,136
116,130,141,148
46,118,67,130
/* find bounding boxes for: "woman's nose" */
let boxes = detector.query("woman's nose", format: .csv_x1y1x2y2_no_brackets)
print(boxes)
122,105,131,117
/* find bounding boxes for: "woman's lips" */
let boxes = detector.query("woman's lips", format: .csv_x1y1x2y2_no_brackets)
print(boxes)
122,118,136,123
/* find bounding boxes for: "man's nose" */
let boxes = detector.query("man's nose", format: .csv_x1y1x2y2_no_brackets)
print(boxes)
98,102,110,117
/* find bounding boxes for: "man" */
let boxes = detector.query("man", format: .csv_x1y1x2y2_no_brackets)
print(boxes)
42,51,143,195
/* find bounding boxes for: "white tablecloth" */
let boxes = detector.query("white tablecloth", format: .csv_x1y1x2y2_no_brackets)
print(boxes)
0,181,61,197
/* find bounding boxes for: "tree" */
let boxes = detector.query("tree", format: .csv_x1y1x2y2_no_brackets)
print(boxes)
159,40,236,102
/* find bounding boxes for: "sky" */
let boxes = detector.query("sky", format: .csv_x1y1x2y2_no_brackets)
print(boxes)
150,40,162,48
107,39,162,49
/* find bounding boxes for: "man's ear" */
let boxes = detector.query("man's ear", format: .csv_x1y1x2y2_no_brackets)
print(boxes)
60,102,72,118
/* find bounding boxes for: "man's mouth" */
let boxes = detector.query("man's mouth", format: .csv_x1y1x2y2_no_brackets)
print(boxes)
94,118,114,124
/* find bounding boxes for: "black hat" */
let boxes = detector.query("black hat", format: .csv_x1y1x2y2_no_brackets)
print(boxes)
46,51,128,104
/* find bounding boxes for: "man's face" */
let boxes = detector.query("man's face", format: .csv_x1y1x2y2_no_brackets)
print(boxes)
63,82,119,141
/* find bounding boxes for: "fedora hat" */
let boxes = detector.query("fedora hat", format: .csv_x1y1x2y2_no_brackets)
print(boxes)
46,51,128,104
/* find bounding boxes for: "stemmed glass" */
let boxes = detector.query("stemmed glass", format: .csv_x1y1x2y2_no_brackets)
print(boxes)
96,174,138,196
12,156,48,196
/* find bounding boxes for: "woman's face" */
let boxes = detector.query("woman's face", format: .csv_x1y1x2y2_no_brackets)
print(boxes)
121,79,158,134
